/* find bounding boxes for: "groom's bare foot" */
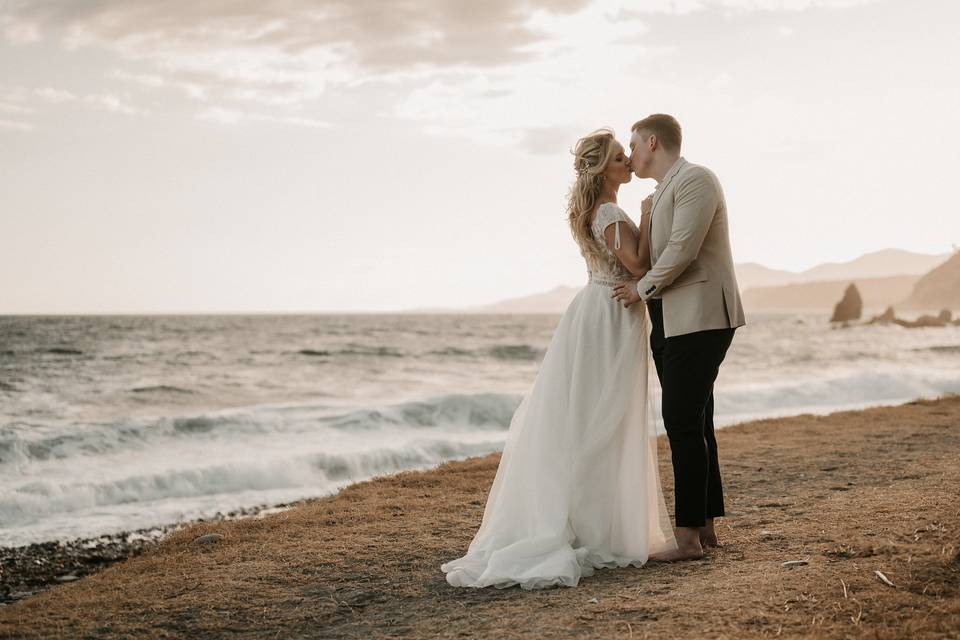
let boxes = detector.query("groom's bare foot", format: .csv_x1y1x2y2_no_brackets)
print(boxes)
700,518,720,548
650,527,704,562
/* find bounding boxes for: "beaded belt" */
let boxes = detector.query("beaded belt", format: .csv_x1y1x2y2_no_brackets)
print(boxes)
587,273,624,288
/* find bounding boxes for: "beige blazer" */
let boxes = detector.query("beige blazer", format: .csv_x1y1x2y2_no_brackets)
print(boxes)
635,157,746,338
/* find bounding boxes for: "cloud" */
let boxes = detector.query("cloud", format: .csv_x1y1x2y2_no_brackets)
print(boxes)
33,86,149,115
0,0,884,139
110,70,166,89
717,0,876,9
0,87,35,130
519,125,582,155
0,0,622,135
0,0,605,129
390,1,664,146
0,100,33,114
1,1,592,71
35,87,75,103
0,117,33,131
84,93,148,115
111,70,212,102
389,0,886,150
617,0,877,13
197,106,330,129
0,13,39,43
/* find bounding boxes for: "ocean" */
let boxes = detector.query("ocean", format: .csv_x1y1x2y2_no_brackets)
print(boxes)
1,312,959,547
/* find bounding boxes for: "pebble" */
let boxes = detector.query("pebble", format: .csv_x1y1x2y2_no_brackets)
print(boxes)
782,560,809,568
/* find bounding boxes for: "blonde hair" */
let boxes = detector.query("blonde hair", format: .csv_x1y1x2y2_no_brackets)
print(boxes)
567,128,617,271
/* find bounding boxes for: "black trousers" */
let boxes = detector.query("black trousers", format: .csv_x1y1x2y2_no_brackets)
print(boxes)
648,298,734,528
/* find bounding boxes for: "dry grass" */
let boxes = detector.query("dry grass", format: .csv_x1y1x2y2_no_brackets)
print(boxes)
2,396,959,639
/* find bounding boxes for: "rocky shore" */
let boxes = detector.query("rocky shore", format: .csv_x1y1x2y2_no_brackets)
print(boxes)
0,527,165,606
0,502,303,606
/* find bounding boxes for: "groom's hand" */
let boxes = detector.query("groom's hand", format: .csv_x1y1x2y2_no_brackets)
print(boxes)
612,280,642,308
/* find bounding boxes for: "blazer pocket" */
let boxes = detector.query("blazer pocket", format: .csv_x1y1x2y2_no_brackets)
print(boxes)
671,266,710,288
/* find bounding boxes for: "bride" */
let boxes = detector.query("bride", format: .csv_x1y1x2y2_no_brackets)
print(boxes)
441,129,677,590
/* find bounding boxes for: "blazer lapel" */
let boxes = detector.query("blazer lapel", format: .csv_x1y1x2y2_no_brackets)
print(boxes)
651,157,686,215
648,157,686,259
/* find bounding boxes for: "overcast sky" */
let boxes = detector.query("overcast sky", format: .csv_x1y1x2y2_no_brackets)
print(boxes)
1,0,958,313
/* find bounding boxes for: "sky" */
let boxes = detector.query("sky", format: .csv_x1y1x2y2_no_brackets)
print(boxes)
1,0,958,313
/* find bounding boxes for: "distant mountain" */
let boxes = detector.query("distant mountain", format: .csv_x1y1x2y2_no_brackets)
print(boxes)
465,249,951,315
901,251,960,310
795,249,950,283
475,286,579,314
742,275,919,313
735,249,950,290
734,263,799,290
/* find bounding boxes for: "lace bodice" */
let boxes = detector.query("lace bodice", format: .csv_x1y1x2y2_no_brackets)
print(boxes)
587,202,639,281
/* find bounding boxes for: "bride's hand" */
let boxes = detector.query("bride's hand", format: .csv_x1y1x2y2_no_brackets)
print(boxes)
640,194,654,217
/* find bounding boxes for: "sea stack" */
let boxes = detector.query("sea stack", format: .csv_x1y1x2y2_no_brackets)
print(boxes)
830,283,863,323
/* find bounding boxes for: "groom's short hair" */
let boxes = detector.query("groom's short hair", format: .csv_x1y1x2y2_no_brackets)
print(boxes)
631,114,682,152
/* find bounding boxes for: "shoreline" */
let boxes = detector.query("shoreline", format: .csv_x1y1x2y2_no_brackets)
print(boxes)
2,395,958,638
3,393,959,608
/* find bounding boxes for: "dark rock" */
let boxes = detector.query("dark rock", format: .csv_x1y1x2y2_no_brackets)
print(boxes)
191,533,225,545
909,314,948,328
830,284,863,323
868,306,897,324
882,306,953,329
298,349,330,357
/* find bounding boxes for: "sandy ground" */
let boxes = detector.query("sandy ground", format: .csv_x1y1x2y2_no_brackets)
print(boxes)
1,396,958,639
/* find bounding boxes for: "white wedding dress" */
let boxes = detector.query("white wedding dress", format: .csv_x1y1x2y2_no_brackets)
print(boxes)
441,203,677,590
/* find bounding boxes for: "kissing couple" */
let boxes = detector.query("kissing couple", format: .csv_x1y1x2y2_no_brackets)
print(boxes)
442,113,747,589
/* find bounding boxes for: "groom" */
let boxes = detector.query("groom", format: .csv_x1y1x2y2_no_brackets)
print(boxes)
613,114,746,561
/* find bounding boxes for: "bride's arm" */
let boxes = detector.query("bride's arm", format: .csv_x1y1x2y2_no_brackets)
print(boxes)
602,221,648,278
601,196,653,278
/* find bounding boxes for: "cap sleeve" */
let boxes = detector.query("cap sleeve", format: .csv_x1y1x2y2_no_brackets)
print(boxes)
592,203,630,249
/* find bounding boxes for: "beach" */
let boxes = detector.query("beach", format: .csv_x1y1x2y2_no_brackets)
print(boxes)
1,395,958,639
